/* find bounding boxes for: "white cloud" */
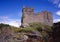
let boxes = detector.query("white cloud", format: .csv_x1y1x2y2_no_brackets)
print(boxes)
53,0,60,4
56,11,60,16
0,16,8,19
48,0,60,4
0,16,21,27
48,0,60,8
58,4,60,8
53,19,60,23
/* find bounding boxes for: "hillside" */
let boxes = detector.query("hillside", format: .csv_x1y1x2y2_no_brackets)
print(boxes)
0,22,53,42
0,22,60,42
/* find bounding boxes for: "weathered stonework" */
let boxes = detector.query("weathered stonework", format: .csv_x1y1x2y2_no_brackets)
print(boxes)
21,6,53,27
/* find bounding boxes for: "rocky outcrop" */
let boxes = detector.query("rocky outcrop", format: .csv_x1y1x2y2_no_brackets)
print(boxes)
52,22,60,42
0,23,53,42
0,26,14,42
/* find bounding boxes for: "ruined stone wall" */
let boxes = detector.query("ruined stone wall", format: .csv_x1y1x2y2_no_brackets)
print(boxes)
21,7,53,27
42,11,53,26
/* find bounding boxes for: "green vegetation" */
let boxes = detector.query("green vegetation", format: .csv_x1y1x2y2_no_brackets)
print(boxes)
10,27,19,33
19,27,37,32
41,31,47,37
0,23,10,28
44,25,52,32
29,22,52,32
0,22,52,39
29,22,43,31
15,22,43,33
0,22,52,32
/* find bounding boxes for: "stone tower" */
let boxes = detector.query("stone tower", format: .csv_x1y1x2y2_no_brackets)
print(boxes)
21,7,53,27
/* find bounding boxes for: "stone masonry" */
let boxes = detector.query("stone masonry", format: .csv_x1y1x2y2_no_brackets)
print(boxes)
21,6,53,27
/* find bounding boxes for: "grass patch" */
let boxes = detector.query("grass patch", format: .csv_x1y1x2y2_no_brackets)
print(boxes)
19,27,37,32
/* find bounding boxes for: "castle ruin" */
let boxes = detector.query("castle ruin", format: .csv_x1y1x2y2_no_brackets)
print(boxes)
21,7,53,27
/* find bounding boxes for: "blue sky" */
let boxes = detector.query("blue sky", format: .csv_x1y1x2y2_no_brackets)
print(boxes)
0,0,60,27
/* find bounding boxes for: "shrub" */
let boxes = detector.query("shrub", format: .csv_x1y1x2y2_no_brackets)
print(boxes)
29,22,43,31
19,27,37,33
0,23,10,28
44,25,51,32
10,27,19,33
41,31,47,38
